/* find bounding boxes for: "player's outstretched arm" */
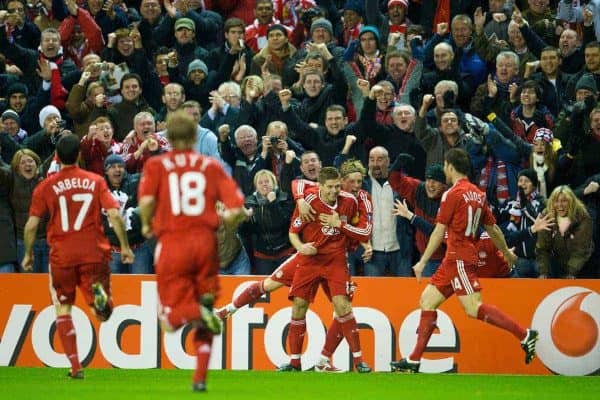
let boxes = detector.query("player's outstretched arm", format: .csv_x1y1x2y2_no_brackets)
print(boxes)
138,195,156,239
220,207,251,231
413,223,446,282
22,216,41,272
483,223,518,266
107,208,134,264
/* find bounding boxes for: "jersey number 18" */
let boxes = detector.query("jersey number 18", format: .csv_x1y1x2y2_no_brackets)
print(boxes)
168,172,206,216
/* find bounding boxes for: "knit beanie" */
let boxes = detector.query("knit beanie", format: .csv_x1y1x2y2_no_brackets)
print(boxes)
39,105,61,129
1,109,20,125
518,168,539,188
359,25,381,44
310,18,333,37
534,127,553,144
187,59,208,76
425,164,446,184
6,82,29,97
388,0,408,8
575,73,598,93
267,24,288,37
104,153,125,169
344,0,365,17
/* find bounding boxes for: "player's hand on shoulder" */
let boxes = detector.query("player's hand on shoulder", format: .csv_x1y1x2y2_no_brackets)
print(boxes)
299,242,317,256
297,198,316,222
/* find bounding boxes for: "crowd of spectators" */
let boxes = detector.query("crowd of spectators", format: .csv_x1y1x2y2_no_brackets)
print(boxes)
0,0,598,279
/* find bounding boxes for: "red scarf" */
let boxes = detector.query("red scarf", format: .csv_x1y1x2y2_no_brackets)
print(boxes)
479,157,509,204
433,0,451,28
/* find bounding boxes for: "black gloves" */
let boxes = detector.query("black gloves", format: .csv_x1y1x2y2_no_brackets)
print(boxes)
390,153,415,172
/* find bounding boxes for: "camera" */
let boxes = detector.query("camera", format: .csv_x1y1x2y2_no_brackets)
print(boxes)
269,136,280,146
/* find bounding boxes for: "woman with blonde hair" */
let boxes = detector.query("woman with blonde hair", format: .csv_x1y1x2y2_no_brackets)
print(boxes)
0,149,49,272
240,169,294,275
536,185,593,278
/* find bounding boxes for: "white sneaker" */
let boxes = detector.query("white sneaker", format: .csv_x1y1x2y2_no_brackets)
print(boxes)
314,361,344,373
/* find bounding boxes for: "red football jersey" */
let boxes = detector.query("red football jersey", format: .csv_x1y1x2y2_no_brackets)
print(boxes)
476,232,511,278
436,178,495,264
290,186,365,254
291,178,318,201
29,165,119,267
138,150,245,237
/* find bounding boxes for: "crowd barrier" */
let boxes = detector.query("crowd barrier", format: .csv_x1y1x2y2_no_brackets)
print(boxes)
1,274,598,376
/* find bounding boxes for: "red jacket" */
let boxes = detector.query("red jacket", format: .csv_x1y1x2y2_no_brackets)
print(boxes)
58,8,104,69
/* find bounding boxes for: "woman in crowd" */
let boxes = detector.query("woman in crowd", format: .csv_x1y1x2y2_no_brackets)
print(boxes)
0,149,48,272
240,169,294,275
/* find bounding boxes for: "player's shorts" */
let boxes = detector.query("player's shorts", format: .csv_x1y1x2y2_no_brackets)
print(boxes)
430,258,482,298
154,232,220,314
288,252,351,303
269,253,300,286
49,263,111,306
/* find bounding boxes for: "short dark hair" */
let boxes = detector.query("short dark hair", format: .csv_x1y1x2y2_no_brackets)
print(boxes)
541,46,560,57
519,80,543,99
584,41,600,51
318,166,340,183
120,72,143,91
56,134,81,165
444,148,471,176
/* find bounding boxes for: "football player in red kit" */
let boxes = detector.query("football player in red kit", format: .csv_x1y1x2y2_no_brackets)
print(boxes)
280,167,372,373
138,111,246,393
23,134,134,379
391,148,538,373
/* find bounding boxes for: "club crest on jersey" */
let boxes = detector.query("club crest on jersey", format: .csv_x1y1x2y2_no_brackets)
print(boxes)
321,225,340,236
292,217,302,228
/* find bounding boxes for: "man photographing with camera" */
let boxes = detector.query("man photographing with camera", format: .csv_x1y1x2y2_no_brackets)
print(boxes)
259,120,304,182
24,105,69,162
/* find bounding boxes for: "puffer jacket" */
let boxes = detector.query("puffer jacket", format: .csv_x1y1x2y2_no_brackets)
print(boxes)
0,167,46,239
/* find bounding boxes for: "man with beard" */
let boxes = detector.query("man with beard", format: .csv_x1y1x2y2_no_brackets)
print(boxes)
357,81,426,179
156,83,186,126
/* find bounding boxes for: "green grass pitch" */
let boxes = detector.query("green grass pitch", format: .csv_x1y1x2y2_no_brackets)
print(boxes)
1,368,598,399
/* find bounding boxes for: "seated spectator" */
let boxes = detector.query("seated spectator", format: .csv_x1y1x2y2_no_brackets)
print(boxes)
240,169,295,275
537,185,593,278
102,154,153,274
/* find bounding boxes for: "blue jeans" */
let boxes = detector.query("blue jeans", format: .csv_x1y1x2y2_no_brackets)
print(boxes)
0,263,16,273
347,247,365,276
110,242,154,274
511,258,539,278
17,239,49,273
254,254,291,275
364,250,413,276
422,259,442,277
220,246,251,275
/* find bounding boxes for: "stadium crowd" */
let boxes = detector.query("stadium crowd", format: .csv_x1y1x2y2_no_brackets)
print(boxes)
0,0,599,279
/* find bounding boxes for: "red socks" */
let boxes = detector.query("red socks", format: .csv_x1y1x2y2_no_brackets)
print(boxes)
338,312,363,366
193,328,214,384
321,318,344,358
477,303,527,340
56,315,82,373
288,318,306,368
233,282,265,308
409,310,438,362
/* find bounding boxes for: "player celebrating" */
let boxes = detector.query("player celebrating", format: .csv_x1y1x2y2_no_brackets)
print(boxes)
390,148,538,373
23,135,134,379
281,167,372,373
138,110,246,393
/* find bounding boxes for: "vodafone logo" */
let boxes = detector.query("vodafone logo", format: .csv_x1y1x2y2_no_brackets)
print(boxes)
531,287,600,376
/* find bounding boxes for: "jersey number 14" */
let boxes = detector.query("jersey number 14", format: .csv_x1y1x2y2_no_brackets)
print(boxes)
465,205,482,239
168,172,206,216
